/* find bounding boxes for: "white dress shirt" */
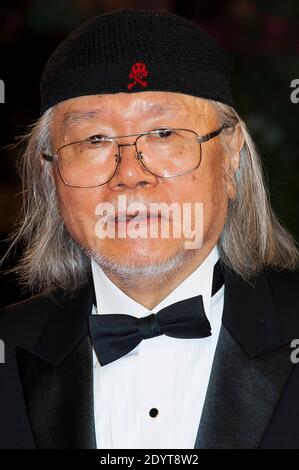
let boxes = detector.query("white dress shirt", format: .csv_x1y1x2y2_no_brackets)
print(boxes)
91,245,224,449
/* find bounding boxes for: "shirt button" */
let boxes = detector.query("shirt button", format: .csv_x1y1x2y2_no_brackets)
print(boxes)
149,408,159,418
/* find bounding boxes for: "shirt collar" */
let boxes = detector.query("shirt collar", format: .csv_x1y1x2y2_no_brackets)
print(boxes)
91,244,220,322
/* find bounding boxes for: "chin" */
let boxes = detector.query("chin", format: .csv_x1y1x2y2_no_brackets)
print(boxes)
96,237,183,262
87,238,195,279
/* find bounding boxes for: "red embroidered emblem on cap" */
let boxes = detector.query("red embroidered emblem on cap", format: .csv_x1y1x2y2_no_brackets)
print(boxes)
127,62,148,90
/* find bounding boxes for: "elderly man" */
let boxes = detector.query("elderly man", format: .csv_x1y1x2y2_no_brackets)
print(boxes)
0,9,299,449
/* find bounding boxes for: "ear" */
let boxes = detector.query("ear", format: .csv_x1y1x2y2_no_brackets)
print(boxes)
224,123,244,199
225,122,244,172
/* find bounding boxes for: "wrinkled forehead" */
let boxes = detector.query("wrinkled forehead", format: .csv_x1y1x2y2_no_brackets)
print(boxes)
53,91,216,129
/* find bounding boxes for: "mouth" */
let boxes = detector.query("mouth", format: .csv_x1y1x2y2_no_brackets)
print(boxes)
114,211,163,223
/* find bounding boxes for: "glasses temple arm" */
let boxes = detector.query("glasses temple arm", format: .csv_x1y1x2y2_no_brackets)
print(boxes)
197,123,232,143
41,152,56,162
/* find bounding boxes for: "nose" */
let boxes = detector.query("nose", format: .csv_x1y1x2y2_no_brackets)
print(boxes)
108,140,157,191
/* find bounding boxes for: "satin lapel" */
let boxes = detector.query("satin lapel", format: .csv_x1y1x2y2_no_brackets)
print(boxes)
195,265,294,449
194,326,293,449
15,336,96,449
15,279,97,449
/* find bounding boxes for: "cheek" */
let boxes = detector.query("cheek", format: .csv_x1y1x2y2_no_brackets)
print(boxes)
169,166,224,205
198,145,227,202
178,156,228,226
55,183,102,242
156,160,225,214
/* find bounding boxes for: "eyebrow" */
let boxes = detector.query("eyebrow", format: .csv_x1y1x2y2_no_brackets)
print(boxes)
60,102,187,130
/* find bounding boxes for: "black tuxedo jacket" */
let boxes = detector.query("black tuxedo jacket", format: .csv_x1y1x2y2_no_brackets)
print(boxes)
1,265,299,449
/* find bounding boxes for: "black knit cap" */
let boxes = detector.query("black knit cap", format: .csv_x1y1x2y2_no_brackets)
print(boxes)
40,8,234,116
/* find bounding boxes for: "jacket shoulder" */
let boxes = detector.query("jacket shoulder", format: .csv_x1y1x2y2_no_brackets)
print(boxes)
264,267,299,333
266,266,299,285
0,289,65,348
265,267,299,302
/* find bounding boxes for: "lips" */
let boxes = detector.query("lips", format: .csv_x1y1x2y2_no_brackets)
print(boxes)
114,212,162,223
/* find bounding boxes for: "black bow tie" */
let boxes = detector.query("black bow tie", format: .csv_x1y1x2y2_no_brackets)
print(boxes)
88,260,224,366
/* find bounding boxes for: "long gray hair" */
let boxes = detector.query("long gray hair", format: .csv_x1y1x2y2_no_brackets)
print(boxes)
2,101,298,294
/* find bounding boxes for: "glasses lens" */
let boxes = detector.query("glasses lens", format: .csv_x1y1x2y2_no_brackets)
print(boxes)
137,129,201,177
57,139,118,187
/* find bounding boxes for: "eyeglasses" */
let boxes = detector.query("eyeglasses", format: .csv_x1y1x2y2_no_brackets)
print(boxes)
42,124,230,188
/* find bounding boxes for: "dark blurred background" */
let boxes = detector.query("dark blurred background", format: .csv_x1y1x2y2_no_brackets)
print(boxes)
0,0,298,307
